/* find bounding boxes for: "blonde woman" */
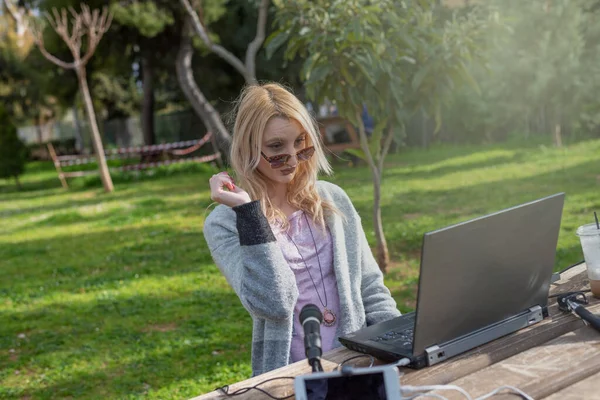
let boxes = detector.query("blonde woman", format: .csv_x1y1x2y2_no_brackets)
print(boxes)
204,83,400,376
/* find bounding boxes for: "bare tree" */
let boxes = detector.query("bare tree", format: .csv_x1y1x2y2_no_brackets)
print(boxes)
176,0,269,151
176,18,232,147
31,5,114,193
179,0,269,84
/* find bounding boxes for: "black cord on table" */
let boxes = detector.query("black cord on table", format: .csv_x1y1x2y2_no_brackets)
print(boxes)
550,260,585,286
549,260,588,299
216,354,376,399
216,377,295,400
549,289,591,299
557,260,585,275
334,354,375,371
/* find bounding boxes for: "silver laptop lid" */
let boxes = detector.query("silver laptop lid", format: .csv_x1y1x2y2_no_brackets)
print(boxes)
412,193,565,356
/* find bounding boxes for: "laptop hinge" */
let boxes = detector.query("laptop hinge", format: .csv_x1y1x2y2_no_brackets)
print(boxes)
425,305,544,366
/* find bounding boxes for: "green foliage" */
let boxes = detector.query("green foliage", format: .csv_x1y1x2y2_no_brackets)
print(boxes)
91,72,141,119
0,105,28,184
0,44,63,126
440,0,600,143
269,0,487,159
9,0,303,135
111,1,175,38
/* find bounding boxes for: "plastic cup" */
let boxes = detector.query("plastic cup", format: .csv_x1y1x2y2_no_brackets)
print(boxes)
576,223,600,298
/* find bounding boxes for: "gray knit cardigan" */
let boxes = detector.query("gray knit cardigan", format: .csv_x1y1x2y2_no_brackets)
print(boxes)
203,180,400,376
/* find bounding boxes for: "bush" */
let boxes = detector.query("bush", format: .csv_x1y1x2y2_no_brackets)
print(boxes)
0,106,28,188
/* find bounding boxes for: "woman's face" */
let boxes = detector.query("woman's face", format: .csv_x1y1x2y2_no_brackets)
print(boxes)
258,117,308,186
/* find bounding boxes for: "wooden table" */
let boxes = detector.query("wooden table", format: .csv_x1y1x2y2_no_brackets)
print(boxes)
192,264,600,399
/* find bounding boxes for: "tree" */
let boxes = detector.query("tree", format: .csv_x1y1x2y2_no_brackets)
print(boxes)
32,5,115,193
1,0,66,135
110,0,179,145
269,0,485,271
176,0,270,150
0,105,28,189
180,0,269,84
437,1,600,144
176,17,232,149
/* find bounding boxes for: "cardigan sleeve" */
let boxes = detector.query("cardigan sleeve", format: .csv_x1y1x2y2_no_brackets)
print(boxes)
203,201,298,321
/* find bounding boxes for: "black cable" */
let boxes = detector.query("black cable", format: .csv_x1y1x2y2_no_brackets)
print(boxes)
549,289,591,299
557,260,585,275
550,260,585,287
549,260,588,299
334,354,375,371
216,377,296,400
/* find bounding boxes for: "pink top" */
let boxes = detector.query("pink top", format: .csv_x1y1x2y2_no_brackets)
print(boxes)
271,210,341,363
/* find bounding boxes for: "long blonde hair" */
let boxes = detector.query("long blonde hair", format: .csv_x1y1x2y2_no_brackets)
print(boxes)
229,83,337,228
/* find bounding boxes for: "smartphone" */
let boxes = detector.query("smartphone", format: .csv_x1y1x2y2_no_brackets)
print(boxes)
294,365,401,400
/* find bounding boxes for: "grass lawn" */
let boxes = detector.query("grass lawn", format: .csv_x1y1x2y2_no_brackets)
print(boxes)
1,138,598,399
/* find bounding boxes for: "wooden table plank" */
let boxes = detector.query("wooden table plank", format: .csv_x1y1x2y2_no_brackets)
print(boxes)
544,371,600,400
429,325,600,399
191,358,339,400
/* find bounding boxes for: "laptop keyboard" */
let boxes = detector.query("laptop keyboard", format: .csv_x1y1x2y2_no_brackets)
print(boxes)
370,327,414,348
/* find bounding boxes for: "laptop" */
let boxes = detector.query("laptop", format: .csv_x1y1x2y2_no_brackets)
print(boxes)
339,193,565,369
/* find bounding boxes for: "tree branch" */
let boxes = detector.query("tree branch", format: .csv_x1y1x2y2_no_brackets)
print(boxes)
30,24,76,69
176,17,232,146
378,125,395,173
179,0,253,83
46,8,80,60
245,0,270,83
80,6,113,67
32,5,113,70
355,108,379,176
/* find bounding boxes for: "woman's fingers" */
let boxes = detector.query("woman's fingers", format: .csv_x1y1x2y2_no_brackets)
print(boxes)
209,172,247,206
210,172,234,192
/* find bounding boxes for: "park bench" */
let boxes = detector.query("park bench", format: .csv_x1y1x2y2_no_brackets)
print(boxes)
47,131,221,189
317,116,361,154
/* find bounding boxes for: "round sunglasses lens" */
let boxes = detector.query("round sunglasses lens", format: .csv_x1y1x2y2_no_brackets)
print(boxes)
269,155,288,168
298,147,315,161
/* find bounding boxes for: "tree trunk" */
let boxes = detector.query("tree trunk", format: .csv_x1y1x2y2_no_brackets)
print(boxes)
77,68,114,193
141,54,156,146
36,123,43,144
421,110,429,149
354,109,389,273
541,106,547,136
554,124,563,148
180,0,269,85
176,18,232,151
372,171,389,272
14,174,21,190
72,104,84,153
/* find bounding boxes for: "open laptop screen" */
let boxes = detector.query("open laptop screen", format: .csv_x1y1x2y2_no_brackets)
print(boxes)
412,193,564,356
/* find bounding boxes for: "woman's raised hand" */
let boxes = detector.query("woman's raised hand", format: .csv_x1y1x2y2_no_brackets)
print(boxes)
209,172,251,208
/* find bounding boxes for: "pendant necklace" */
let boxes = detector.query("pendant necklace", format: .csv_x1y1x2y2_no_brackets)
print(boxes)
285,213,337,327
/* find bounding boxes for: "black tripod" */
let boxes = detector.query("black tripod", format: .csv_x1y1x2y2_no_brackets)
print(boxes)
557,292,600,332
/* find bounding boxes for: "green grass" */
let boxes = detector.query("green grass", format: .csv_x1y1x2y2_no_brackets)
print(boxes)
1,138,598,399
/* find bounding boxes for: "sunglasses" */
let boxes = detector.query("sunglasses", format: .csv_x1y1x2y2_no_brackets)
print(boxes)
261,146,315,169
